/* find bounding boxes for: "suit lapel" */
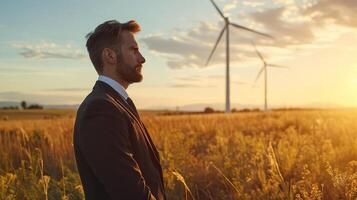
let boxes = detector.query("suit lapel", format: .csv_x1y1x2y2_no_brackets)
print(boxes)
93,81,162,170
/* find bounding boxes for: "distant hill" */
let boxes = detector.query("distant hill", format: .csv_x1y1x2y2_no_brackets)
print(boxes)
0,101,348,111
44,104,79,109
0,101,21,108
0,101,78,110
146,102,347,112
167,103,258,112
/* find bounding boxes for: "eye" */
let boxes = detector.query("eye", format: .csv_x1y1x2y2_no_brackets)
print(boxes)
132,48,140,54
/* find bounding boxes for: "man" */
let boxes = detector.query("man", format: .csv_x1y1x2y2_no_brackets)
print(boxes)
73,20,165,200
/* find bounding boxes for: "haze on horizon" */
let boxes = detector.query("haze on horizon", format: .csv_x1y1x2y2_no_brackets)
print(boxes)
1,0,356,110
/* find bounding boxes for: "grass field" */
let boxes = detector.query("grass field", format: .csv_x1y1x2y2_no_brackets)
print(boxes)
0,109,75,121
0,109,356,200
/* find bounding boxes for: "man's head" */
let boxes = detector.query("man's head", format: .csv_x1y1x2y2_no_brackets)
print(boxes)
86,20,145,87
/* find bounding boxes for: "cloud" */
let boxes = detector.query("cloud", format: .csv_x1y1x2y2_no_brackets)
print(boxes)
141,5,315,70
303,0,357,28
242,1,266,8
141,0,357,70
223,2,238,13
247,7,315,47
0,66,71,77
141,33,211,69
174,74,223,82
174,76,201,82
12,42,87,60
44,88,90,92
169,83,213,88
141,21,262,69
170,74,225,88
0,67,38,73
271,0,295,6
175,74,252,85
232,80,252,85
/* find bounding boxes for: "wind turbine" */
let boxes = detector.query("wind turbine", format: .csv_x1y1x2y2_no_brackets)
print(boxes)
252,41,288,111
205,0,274,113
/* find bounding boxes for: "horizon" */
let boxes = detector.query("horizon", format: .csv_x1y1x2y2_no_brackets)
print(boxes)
1,0,357,109
0,100,355,112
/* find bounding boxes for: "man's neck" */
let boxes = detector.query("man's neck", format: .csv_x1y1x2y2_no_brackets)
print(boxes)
98,75,130,100
101,73,129,89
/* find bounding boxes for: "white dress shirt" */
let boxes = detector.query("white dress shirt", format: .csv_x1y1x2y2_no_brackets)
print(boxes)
97,75,129,101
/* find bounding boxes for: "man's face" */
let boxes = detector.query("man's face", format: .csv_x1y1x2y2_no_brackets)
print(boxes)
115,30,145,84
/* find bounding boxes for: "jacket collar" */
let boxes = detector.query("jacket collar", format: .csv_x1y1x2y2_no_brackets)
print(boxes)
97,75,129,100
93,81,137,118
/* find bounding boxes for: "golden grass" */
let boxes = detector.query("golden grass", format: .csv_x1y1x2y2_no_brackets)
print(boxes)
0,109,356,200
0,109,75,121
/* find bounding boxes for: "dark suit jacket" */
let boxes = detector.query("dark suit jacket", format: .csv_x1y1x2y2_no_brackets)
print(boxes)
73,81,165,200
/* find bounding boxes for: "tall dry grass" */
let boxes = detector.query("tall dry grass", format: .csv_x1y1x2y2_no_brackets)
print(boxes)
0,109,356,200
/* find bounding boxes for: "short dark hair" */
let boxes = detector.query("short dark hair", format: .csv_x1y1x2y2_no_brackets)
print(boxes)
85,20,141,74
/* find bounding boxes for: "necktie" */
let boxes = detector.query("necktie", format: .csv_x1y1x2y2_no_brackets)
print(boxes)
126,97,139,118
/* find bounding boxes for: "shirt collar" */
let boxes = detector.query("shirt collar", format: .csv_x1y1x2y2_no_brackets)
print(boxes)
97,75,129,100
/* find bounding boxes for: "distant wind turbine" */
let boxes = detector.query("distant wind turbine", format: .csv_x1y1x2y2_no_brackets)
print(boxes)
206,0,274,113
252,41,288,111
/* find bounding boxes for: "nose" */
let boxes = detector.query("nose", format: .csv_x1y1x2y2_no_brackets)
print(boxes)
139,52,145,64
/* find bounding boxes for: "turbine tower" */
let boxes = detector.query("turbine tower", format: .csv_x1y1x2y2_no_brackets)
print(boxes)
252,42,288,111
205,0,274,113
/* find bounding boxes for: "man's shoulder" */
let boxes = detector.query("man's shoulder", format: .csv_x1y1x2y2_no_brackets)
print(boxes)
84,89,112,104
77,90,123,116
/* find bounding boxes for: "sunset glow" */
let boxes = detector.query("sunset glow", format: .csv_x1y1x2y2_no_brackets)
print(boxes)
1,0,356,110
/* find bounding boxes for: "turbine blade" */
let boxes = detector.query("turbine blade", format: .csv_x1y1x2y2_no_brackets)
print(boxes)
255,67,265,83
205,27,226,66
267,64,289,68
209,0,225,19
230,22,274,39
251,41,265,63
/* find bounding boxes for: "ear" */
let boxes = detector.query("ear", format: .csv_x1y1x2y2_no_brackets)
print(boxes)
102,48,117,65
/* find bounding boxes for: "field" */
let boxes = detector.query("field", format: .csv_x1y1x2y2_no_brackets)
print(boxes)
0,109,76,121
0,109,356,200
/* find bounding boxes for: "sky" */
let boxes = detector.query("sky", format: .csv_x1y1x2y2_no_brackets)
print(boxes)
0,0,357,110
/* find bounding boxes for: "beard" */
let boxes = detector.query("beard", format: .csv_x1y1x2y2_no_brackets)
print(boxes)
115,57,143,84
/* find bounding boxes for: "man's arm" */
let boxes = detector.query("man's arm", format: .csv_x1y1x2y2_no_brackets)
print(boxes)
78,98,156,200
